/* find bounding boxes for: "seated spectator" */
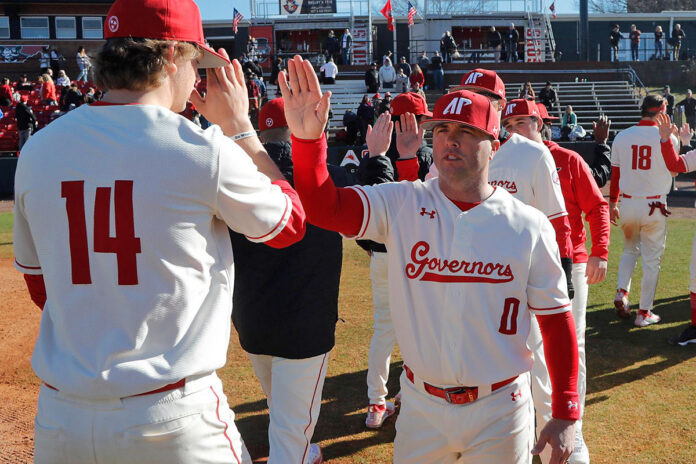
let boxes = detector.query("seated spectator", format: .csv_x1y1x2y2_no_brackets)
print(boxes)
40,74,58,105
538,81,557,110
409,64,425,91
342,109,360,145
395,68,409,93
377,92,392,115
412,82,426,100
561,105,577,140
364,62,380,93
379,58,397,89
0,77,13,106
519,80,535,100
398,56,411,77
320,56,338,84
60,82,83,112
83,87,96,104
16,74,33,91
56,70,71,88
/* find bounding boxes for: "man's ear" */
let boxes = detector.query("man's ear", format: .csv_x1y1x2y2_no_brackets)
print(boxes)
489,138,501,160
165,43,178,74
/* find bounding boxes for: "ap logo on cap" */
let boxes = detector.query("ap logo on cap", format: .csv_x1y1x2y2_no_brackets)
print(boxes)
504,103,517,116
464,72,483,85
443,97,472,115
108,16,119,33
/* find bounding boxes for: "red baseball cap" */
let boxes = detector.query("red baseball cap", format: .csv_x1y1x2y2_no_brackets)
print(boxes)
501,99,541,121
104,0,229,69
535,102,559,121
259,98,287,132
420,90,500,139
450,68,506,102
373,93,381,99
389,93,433,117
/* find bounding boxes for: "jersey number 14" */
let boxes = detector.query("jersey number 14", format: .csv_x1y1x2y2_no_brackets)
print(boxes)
61,180,141,285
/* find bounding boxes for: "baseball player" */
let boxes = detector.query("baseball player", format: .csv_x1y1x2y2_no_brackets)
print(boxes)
229,97,357,464
13,1,306,463
610,95,679,327
281,55,579,464
652,117,696,345
506,101,611,464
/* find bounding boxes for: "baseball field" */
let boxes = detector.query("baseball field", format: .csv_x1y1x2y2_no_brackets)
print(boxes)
1,197,695,463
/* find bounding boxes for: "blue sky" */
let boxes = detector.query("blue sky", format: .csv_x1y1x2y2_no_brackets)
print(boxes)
195,0,579,21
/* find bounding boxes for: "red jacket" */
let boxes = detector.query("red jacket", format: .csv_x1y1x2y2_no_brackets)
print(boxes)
544,141,610,263
0,84,13,102
41,81,57,102
409,71,425,88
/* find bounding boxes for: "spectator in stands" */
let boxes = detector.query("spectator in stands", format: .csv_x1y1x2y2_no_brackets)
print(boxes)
83,87,96,105
39,73,57,105
76,46,92,83
16,95,36,151
16,74,33,91
252,73,267,104
398,57,411,77
663,85,675,119
610,24,622,62
341,29,352,65
270,57,283,86
677,89,696,129
412,82,426,100
561,105,577,141
417,51,430,89
409,64,425,91
56,70,71,88
395,67,409,93
49,47,62,77
243,59,263,80
60,82,83,112
629,24,641,61
379,58,397,89
655,26,664,59
357,94,374,145
539,81,557,110
505,23,520,62
246,72,260,125
0,78,13,106
430,51,444,91
365,62,380,93
519,81,535,100
382,50,393,67
326,30,340,63
440,30,457,64
342,108,360,145
247,36,257,60
671,24,685,60
39,47,51,74
320,56,338,84
377,92,392,116
488,26,502,63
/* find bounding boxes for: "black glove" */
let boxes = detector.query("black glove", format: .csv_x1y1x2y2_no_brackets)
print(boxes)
561,257,574,300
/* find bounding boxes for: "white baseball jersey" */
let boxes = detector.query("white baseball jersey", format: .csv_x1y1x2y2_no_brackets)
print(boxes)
610,123,678,196
14,103,293,399
488,133,567,221
347,180,570,386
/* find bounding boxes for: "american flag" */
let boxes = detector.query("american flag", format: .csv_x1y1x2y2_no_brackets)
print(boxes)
232,8,243,34
407,1,417,28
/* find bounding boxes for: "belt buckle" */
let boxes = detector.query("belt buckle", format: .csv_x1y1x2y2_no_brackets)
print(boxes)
444,387,475,404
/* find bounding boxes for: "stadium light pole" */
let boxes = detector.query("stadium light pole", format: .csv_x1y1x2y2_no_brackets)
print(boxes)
580,0,589,60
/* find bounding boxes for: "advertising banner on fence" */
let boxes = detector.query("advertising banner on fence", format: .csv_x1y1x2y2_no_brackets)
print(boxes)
352,22,370,66
280,0,336,15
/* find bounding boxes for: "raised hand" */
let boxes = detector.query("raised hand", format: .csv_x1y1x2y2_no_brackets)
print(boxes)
656,112,675,141
592,115,610,144
395,112,425,159
679,122,693,147
190,48,252,136
277,55,332,140
366,112,393,158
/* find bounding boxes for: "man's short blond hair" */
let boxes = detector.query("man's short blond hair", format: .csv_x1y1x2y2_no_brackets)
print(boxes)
95,38,200,91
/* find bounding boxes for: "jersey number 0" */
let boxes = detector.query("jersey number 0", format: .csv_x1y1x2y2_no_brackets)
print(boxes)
62,180,141,285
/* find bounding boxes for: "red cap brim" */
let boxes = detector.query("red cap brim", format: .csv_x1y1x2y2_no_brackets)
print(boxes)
198,43,230,68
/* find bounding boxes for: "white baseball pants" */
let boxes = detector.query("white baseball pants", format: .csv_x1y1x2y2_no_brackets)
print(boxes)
394,371,533,464
247,352,329,464
528,262,588,464
34,372,251,464
366,251,397,405
616,196,668,310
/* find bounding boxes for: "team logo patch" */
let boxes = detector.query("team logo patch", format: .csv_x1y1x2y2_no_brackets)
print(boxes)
504,103,517,116
282,0,299,13
419,208,436,219
464,72,483,85
108,16,119,33
405,241,515,283
489,179,517,194
265,118,274,128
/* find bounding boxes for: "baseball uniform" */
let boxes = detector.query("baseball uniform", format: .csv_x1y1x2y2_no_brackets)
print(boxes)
14,100,304,463
610,120,679,317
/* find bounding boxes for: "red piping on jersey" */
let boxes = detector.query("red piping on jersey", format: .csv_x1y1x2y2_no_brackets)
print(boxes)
621,193,661,199
210,385,242,464
351,186,372,238
15,259,41,270
301,353,328,464
637,120,658,127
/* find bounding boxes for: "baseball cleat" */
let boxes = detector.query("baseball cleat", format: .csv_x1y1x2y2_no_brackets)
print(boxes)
365,401,396,429
308,443,323,464
668,324,696,346
614,290,632,319
634,310,661,327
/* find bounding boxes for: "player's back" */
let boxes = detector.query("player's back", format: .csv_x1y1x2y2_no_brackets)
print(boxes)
14,103,275,399
611,123,676,196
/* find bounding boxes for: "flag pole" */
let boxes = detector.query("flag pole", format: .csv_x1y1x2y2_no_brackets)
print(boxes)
393,7,397,61
368,0,372,62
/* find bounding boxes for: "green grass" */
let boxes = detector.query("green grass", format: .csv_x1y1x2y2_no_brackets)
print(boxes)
0,212,12,259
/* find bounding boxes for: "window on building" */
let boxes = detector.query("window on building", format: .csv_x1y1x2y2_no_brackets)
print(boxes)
0,17,9,39
56,17,76,39
20,17,49,39
82,17,103,39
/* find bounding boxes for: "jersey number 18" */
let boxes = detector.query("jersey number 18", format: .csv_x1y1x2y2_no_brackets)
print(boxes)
631,145,652,170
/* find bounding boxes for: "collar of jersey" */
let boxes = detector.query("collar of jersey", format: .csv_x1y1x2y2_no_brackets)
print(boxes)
637,119,658,127
90,101,145,107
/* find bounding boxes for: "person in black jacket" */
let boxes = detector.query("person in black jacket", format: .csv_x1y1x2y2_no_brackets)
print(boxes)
229,97,356,464
663,85,675,119
671,23,685,60
364,62,380,93
488,26,502,62
505,23,520,62
15,96,37,150
357,92,433,429
677,89,696,130
610,24,623,61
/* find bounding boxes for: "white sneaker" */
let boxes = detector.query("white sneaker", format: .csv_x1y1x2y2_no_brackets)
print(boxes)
568,429,590,464
365,401,396,429
635,310,661,327
308,443,323,464
613,290,631,319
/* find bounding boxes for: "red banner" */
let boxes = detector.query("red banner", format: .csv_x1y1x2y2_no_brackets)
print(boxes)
380,0,394,32
249,25,274,70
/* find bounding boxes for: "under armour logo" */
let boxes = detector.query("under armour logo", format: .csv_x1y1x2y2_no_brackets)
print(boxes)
108,15,119,33
511,389,522,401
443,97,472,115
492,126,499,135
464,72,483,85
568,400,578,411
419,208,436,218
504,103,517,116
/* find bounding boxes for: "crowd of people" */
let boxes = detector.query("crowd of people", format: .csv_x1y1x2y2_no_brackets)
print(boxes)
610,23,687,61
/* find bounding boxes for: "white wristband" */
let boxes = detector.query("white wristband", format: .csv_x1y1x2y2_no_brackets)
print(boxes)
232,130,257,141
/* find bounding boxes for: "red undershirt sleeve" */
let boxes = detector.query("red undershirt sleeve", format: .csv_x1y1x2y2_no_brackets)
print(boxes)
660,139,688,173
536,311,580,421
395,157,420,182
263,179,307,249
24,274,46,310
609,166,621,202
291,134,364,236
549,215,573,259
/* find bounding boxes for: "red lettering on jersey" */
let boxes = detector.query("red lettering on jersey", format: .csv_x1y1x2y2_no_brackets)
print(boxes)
405,241,514,283
489,179,518,194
